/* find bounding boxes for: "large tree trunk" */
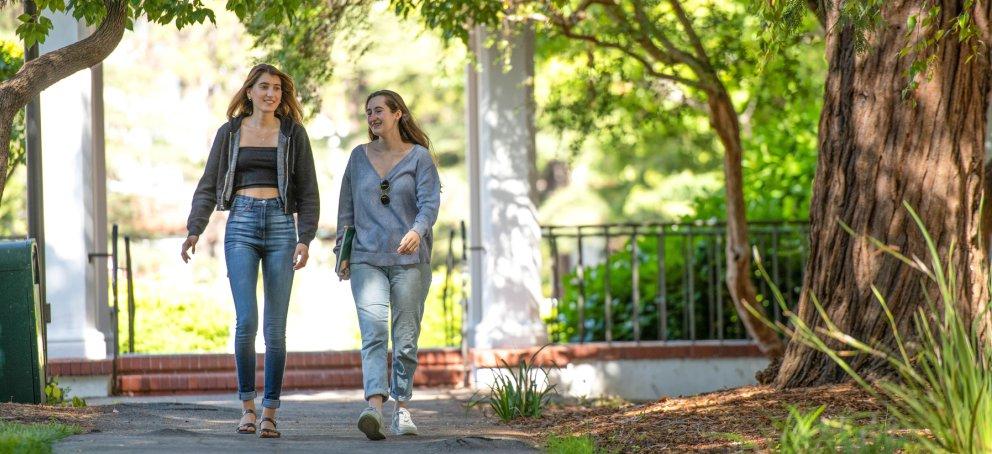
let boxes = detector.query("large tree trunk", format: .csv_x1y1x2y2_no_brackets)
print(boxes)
0,0,126,203
708,86,785,359
776,0,992,387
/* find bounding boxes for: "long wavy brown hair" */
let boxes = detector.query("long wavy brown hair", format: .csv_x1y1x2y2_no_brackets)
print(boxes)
365,90,432,151
226,63,303,123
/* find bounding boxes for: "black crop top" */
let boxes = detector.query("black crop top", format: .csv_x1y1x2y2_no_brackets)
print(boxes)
234,147,277,191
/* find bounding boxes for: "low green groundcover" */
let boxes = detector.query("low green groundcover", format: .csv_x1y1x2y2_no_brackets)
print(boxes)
0,421,82,454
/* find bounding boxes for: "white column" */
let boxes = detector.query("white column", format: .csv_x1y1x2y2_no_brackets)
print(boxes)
39,12,108,359
466,25,547,349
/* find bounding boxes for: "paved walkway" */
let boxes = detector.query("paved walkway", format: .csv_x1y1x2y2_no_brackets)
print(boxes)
55,388,538,453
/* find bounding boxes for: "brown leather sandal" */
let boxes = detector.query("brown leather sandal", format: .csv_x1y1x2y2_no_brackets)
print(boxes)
237,408,256,434
258,416,281,438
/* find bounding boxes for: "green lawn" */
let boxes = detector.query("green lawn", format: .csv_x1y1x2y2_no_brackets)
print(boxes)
0,421,82,454
547,434,598,454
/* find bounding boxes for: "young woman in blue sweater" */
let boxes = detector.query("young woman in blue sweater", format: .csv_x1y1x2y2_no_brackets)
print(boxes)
335,89,441,440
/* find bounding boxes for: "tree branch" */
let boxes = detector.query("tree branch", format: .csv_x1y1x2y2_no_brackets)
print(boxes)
667,0,711,67
0,0,126,202
562,0,599,24
598,1,676,66
0,109,12,204
543,1,702,89
628,0,715,89
0,0,127,109
551,20,701,89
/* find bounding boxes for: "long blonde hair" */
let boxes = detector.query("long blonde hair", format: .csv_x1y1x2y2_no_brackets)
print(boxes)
226,63,303,123
365,90,432,151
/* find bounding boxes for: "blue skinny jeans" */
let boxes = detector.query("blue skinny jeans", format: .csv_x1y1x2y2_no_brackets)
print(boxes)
224,195,296,409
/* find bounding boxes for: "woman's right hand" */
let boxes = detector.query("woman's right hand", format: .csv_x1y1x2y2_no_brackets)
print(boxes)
181,235,199,263
337,260,350,281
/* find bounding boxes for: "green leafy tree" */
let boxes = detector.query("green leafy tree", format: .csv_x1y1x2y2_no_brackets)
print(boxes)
689,37,824,222
393,0,790,357
534,14,824,224
0,0,362,205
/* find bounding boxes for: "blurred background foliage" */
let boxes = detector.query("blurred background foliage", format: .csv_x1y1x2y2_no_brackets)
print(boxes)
0,0,824,351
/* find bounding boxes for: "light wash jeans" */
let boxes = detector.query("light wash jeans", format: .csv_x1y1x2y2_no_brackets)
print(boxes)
350,262,432,402
224,195,297,409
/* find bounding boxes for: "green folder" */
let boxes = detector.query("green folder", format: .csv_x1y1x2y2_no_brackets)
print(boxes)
335,226,355,274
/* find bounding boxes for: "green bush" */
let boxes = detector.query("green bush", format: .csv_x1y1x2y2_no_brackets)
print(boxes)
419,269,464,348
549,225,806,342
116,281,231,353
0,39,27,235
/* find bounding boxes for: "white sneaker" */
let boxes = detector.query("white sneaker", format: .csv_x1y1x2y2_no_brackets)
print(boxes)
390,407,418,435
358,406,386,440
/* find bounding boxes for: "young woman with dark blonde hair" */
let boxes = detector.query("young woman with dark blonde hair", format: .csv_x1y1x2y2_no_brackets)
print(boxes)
182,63,319,439
335,89,441,440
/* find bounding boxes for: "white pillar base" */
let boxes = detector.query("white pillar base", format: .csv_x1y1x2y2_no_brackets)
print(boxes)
46,327,107,359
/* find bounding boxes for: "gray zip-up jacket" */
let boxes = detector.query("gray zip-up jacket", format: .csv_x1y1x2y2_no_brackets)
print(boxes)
185,115,320,246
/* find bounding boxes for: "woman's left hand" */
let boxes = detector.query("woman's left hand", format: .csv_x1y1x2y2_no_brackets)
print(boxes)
293,243,309,270
397,230,421,255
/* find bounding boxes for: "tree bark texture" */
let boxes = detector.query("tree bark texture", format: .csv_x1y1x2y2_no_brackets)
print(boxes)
0,0,126,202
776,0,992,387
708,86,786,359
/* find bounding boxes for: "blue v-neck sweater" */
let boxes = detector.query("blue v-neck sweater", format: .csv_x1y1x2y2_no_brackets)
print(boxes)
334,144,441,266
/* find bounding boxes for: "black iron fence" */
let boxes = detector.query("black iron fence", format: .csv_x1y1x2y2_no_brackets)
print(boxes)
541,221,809,343
438,221,468,348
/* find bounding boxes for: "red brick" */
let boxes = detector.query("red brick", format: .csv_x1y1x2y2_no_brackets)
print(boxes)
208,376,220,391
148,376,162,392
118,375,138,391
302,352,315,368
47,361,69,377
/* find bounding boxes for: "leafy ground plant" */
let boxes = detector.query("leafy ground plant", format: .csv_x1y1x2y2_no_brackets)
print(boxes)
43,377,86,408
469,345,558,422
748,202,992,453
0,421,81,454
775,405,906,453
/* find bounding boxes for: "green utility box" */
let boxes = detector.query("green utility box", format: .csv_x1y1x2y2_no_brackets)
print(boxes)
0,240,46,403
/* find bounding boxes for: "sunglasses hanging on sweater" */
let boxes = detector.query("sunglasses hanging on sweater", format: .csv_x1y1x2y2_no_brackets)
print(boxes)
379,179,390,205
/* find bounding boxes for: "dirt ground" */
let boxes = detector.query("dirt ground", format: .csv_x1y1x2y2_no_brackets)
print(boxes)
0,402,100,431
510,383,885,453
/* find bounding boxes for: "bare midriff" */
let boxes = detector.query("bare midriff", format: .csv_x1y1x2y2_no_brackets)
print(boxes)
236,187,279,198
